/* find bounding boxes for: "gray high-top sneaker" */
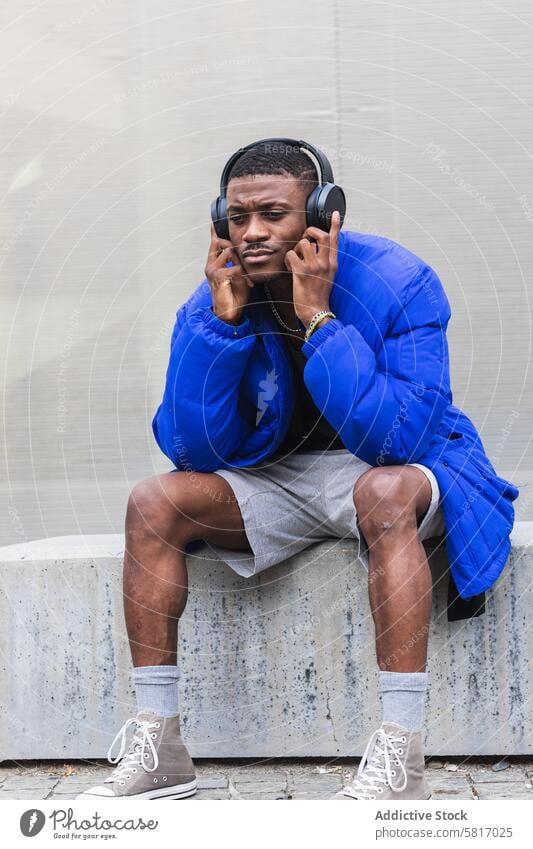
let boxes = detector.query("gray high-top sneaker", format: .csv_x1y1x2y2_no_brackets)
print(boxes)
335,721,432,800
76,710,197,800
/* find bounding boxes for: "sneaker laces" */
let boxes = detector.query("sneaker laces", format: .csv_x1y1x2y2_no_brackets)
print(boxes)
341,726,408,799
104,716,161,783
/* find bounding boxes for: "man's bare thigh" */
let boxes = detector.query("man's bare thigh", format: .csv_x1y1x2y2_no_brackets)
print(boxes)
168,469,252,552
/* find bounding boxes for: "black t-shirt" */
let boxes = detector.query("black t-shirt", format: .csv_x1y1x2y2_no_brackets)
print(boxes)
272,336,345,458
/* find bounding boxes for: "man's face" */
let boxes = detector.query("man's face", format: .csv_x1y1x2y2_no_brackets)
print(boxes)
226,173,309,285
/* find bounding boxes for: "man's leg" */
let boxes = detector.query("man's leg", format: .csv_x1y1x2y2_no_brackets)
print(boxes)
123,470,251,670
336,465,434,801
77,470,250,800
353,465,433,675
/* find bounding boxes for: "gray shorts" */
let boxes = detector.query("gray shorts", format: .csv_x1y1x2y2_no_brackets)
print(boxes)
207,449,446,578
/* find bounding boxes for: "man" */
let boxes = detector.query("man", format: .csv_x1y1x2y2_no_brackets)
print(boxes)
78,140,518,801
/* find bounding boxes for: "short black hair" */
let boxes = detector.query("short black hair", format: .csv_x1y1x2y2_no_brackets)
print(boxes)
227,141,319,194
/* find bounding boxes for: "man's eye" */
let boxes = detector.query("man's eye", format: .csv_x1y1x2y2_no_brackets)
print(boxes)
229,211,284,224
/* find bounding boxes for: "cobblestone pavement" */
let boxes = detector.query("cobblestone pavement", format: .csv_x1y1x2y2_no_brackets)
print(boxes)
0,758,532,800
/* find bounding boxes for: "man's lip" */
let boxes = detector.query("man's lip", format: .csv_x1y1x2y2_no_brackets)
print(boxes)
243,250,274,257
243,252,274,265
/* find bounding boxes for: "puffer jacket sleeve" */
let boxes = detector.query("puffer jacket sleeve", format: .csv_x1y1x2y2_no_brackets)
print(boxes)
301,264,452,465
152,297,257,471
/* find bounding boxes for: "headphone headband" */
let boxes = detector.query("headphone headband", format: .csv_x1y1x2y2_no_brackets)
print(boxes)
211,136,346,240
218,137,335,196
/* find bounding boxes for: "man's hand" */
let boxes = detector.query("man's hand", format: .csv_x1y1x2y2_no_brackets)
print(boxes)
284,209,341,328
205,223,254,325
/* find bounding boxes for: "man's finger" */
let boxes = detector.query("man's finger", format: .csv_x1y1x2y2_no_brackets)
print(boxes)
298,238,315,265
293,238,314,261
284,249,303,271
302,226,328,257
209,245,231,269
230,264,254,292
208,223,223,261
220,245,239,267
328,210,341,266
208,222,233,259
302,226,328,243
329,210,341,244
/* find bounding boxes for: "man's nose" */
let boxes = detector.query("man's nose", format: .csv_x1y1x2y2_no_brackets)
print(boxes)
242,213,270,243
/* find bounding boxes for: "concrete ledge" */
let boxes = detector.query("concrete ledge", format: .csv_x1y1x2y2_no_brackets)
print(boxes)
1,525,532,759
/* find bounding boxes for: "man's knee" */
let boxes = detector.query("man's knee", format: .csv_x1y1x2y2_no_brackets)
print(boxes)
126,473,193,543
353,466,425,543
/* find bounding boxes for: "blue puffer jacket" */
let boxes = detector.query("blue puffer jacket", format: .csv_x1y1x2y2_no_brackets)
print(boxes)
152,229,519,621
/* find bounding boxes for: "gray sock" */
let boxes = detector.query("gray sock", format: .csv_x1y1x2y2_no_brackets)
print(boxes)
378,670,428,732
132,664,179,718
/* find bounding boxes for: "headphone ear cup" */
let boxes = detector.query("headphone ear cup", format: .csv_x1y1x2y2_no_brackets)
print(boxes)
210,196,230,240
307,183,346,232
305,185,322,230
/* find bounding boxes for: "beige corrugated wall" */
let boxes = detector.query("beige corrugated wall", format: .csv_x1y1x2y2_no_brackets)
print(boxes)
1,0,531,544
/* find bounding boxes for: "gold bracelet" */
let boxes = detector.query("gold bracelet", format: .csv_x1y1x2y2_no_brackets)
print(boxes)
304,310,336,343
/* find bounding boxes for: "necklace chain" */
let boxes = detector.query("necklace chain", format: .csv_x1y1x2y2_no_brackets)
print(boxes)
263,282,303,334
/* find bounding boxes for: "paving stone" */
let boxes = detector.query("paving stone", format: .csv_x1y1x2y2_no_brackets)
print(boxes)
0,789,57,800
232,770,286,783
238,791,288,800
233,779,287,794
1,762,532,799
197,774,228,790
426,777,474,799
468,768,528,783
475,782,533,800
0,775,59,794
288,774,343,798
57,771,111,786
186,790,230,800
50,778,112,797
50,781,111,799
50,791,87,799
288,789,336,800
0,778,60,800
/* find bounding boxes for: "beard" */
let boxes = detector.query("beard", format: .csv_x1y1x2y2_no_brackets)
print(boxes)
247,268,289,287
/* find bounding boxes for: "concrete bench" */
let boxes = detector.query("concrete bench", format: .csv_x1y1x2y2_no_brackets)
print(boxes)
1,525,532,760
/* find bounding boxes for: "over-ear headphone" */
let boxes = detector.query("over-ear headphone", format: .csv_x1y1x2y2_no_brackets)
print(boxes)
210,137,346,241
